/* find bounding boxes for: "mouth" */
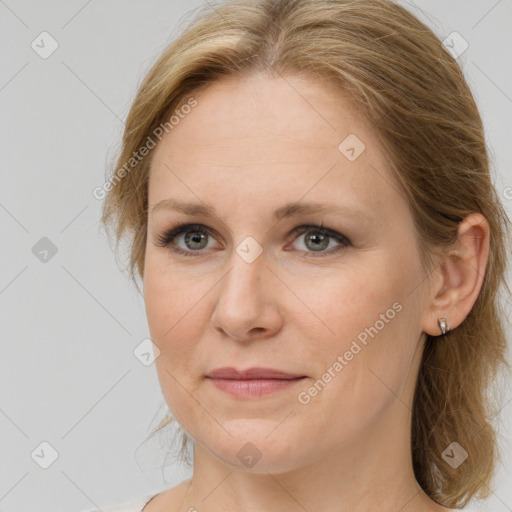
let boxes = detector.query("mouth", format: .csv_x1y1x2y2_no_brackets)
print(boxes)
205,367,307,398
206,366,305,380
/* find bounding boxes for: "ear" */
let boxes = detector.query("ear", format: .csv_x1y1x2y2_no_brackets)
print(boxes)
422,212,490,336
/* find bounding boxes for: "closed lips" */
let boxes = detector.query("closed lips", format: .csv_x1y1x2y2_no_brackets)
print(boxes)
206,367,306,380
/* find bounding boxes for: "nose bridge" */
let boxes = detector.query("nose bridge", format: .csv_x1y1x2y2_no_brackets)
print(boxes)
218,243,267,311
210,240,282,339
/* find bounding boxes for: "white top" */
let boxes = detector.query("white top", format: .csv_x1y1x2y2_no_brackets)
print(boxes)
82,493,158,512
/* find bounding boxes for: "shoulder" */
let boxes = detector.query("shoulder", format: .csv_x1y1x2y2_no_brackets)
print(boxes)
141,480,192,512
80,493,157,512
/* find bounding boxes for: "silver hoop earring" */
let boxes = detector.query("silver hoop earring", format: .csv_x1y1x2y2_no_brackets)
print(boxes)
438,317,450,335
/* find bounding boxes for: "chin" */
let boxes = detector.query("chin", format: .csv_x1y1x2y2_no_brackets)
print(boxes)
198,419,312,473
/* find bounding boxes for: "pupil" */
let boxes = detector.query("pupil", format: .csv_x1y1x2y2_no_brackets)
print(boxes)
186,231,206,249
307,233,328,251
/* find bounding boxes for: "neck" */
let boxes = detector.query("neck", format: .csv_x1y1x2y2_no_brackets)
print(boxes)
178,403,443,512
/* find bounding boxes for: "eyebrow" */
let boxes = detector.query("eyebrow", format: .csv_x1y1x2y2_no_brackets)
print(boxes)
150,198,374,224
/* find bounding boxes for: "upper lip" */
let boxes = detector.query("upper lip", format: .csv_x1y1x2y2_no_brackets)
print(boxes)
206,367,305,380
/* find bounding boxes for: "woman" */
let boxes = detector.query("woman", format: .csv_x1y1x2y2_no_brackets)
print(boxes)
95,0,511,510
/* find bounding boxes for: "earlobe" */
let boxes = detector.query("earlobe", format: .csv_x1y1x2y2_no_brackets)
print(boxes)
423,213,490,337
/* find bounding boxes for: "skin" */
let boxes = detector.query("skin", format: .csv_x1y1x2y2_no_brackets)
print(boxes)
141,71,489,512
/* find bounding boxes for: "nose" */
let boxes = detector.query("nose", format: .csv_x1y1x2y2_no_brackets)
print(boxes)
209,250,284,342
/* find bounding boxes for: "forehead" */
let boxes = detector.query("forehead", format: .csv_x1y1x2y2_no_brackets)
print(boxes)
156,72,371,156
148,72,404,220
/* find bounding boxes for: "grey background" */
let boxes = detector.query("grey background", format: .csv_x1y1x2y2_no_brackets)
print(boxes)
1,1,511,511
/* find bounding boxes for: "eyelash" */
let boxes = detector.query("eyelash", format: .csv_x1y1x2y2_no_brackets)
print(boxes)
155,222,351,258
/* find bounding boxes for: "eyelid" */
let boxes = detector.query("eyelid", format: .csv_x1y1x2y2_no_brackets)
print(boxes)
289,224,348,242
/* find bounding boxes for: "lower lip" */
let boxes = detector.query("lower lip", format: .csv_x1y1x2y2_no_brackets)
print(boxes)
207,377,306,398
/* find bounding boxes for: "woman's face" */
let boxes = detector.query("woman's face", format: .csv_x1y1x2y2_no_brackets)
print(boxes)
143,72,433,472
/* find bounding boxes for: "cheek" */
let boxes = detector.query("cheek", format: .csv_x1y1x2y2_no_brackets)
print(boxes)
143,257,197,362
144,267,175,341
293,259,400,349
298,251,422,390
144,263,209,427
143,253,220,383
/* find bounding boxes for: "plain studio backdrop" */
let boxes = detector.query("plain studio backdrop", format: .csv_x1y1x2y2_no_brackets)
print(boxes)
1,1,511,511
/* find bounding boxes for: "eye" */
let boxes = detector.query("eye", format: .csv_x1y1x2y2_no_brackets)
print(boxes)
154,222,351,257
286,224,351,257
154,223,219,257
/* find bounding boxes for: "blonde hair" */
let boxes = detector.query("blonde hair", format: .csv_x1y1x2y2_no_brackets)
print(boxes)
101,0,511,507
